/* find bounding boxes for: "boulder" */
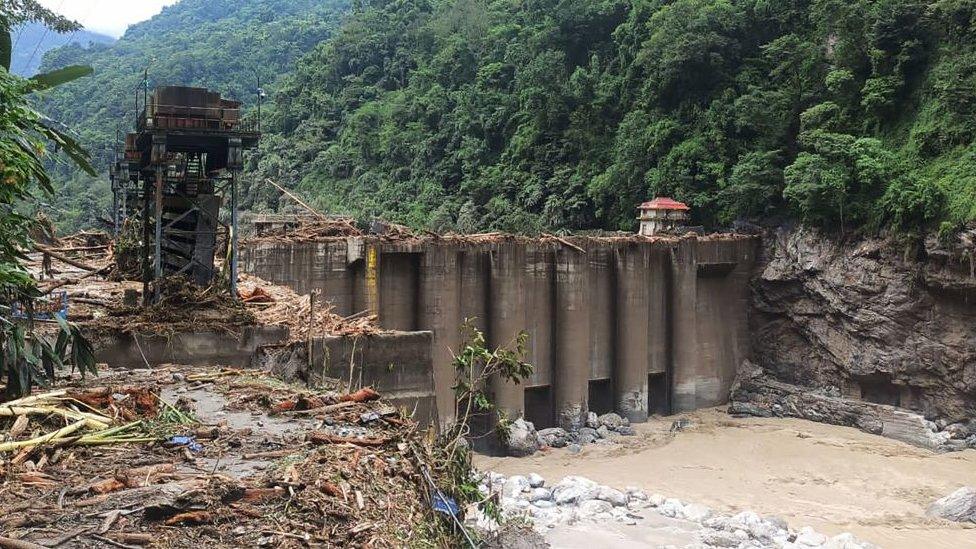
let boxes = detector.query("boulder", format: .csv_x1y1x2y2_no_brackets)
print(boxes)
926,486,976,523
527,473,545,488
596,425,615,439
578,427,599,444
657,498,684,518
794,526,827,546
528,487,552,502
502,475,530,498
505,418,540,457
552,476,598,505
538,427,569,448
595,486,628,507
585,412,600,429
598,412,625,430
625,487,648,501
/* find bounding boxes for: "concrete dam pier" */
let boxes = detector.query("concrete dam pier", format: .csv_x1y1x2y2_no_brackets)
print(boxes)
242,235,757,429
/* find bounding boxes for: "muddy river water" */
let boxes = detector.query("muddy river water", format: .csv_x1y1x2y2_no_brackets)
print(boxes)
475,408,976,549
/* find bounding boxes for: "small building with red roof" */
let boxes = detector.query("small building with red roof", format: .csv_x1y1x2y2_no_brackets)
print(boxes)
637,197,690,236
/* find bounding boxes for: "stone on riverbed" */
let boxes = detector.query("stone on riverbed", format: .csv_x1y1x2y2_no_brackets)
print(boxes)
538,427,569,448
926,486,976,523
597,412,624,430
505,418,541,457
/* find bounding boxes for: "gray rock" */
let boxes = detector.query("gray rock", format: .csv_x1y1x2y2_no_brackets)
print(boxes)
502,475,530,498
538,427,569,448
577,499,613,518
926,486,976,523
945,422,971,439
596,425,614,439
552,476,599,505
577,427,598,444
616,425,636,436
585,411,600,429
598,412,624,430
595,486,628,507
625,487,648,501
795,526,827,546
700,529,740,548
505,418,540,457
528,487,551,502
532,499,556,509
752,227,976,431
657,498,684,518
527,473,545,488
567,443,581,454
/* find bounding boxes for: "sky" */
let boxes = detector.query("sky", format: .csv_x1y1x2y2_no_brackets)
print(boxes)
38,0,179,37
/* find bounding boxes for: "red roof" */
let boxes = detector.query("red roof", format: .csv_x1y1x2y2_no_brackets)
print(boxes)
639,197,690,211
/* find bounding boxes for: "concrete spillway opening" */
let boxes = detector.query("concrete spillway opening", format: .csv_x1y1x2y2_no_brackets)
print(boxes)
524,386,555,429
587,379,614,416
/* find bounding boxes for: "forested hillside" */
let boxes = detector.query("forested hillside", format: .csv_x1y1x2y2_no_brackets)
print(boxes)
10,22,113,77
36,0,349,231
247,0,976,235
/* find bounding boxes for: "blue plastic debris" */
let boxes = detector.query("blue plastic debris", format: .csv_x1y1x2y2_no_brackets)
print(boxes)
12,291,68,321
431,490,459,516
166,435,203,452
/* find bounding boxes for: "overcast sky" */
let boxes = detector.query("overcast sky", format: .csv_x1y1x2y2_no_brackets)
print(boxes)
39,0,179,37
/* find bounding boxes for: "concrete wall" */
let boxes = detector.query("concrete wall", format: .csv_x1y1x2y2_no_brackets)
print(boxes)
91,325,289,368
242,235,757,428
313,332,437,426
255,331,437,426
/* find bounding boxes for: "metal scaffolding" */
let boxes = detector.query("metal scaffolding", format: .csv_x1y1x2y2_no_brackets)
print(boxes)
115,85,260,304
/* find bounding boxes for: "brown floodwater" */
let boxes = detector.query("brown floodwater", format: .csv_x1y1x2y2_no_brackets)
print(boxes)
475,408,976,549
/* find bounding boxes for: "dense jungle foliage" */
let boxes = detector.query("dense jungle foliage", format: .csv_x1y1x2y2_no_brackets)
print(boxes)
248,0,976,235
34,0,976,235
33,0,349,231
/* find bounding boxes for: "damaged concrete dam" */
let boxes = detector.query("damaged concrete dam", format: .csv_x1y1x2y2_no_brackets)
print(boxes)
240,227,976,452
241,233,757,429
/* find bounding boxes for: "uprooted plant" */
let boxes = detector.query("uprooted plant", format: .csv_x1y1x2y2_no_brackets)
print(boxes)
433,319,533,527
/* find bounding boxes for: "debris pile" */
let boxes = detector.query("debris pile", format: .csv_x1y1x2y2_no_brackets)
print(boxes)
476,472,878,548
89,275,257,337
238,273,380,339
0,365,470,548
249,216,364,241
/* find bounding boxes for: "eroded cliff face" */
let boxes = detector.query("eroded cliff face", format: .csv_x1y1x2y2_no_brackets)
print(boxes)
751,227,976,423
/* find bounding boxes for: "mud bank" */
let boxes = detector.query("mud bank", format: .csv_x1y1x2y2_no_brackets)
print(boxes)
752,227,976,423
475,409,976,549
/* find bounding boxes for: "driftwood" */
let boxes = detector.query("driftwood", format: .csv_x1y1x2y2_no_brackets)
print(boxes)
0,537,47,549
309,432,389,447
542,233,586,254
35,245,103,272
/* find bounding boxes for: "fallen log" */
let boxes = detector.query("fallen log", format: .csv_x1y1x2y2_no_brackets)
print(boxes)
0,537,46,549
35,245,103,272
339,387,381,403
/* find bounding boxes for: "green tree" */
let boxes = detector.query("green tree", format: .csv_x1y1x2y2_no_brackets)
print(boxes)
1,5,97,399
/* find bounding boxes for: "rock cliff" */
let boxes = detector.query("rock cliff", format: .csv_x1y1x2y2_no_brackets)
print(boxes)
751,226,976,424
